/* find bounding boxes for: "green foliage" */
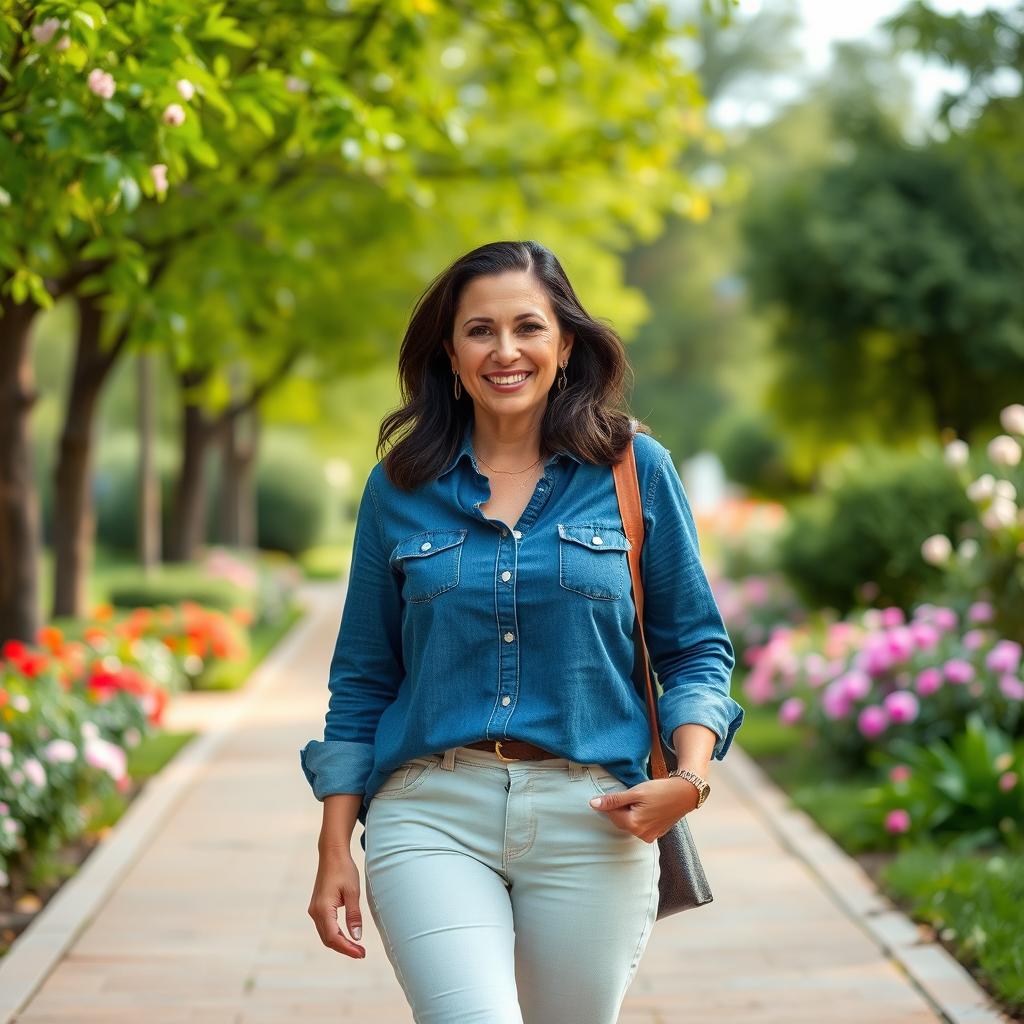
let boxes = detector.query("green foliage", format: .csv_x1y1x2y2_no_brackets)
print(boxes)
709,408,797,498
254,435,328,555
741,130,1024,449
881,844,1024,1015
778,445,974,613
864,712,1024,853
104,571,248,613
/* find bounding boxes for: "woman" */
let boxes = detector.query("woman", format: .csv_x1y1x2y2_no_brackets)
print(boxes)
299,240,744,1024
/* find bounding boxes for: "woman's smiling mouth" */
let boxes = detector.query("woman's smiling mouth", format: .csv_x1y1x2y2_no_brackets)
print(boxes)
483,370,533,391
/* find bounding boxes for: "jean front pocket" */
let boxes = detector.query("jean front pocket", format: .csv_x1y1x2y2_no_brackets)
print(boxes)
372,756,439,800
389,529,468,604
557,524,632,600
585,765,631,799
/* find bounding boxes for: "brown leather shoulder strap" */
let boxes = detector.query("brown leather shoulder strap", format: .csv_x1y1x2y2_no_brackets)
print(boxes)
611,428,669,779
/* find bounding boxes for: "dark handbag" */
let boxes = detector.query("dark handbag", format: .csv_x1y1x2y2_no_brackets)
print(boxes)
611,427,714,919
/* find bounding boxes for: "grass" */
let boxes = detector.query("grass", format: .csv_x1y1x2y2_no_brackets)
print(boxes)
881,845,1024,1016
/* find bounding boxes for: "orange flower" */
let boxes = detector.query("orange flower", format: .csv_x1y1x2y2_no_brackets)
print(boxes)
37,625,64,654
92,603,115,621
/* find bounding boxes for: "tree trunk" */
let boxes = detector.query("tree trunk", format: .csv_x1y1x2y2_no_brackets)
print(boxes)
137,351,161,573
219,393,260,549
167,370,219,563
0,295,42,643
52,294,124,618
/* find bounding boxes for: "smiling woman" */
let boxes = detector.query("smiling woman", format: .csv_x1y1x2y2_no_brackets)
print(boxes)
300,239,743,1024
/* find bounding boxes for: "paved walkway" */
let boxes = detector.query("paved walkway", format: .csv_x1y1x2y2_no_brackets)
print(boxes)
9,583,984,1022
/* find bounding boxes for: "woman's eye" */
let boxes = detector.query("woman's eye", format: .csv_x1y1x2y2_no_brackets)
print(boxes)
469,323,544,336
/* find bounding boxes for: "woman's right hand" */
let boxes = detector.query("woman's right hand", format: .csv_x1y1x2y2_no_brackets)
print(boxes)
308,849,367,958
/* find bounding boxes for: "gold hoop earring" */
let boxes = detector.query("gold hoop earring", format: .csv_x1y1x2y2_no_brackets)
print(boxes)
453,368,462,400
557,361,567,392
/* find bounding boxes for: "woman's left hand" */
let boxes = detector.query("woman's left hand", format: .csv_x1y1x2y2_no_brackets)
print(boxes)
589,777,701,843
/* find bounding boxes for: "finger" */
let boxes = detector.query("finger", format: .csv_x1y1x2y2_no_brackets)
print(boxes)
310,903,365,958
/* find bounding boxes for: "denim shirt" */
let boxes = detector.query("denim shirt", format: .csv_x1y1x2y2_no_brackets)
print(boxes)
299,418,743,850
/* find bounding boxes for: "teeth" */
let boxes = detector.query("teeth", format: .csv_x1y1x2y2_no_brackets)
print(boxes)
486,372,530,384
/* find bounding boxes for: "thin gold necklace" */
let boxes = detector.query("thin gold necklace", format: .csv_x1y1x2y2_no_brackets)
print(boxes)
472,445,544,476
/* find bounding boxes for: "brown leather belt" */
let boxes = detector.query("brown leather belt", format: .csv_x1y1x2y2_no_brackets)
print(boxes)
463,739,562,762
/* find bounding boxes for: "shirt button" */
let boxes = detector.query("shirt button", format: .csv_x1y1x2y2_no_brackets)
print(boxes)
501,570,512,582
503,631,515,643
512,529,522,539
420,541,432,551
500,528,507,537
501,695,511,706
592,535,603,545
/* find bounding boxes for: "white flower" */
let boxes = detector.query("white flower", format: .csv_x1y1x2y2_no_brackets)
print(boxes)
1000,403,1024,435
967,473,996,503
943,439,969,467
84,736,127,781
982,497,1017,531
80,721,100,740
87,68,116,100
162,103,186,126
0,749,12,769
11,694,29,712
988,435,1022,467
994,479,1017,502
176,78,195,101
921,534,952,565
957,538,979,560
150,163,169,193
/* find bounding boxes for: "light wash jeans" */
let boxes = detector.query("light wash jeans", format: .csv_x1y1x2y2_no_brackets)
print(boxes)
364,744,661,1024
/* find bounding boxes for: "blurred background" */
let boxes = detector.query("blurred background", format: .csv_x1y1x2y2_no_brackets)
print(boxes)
2,0,1023,1015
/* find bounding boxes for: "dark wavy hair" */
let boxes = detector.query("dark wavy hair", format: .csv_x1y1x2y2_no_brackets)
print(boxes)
378,239,650,491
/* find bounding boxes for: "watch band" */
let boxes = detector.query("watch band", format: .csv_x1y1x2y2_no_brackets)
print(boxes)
667,768,711,808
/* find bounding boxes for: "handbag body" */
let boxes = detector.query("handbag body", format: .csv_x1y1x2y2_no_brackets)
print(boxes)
611,425,714,918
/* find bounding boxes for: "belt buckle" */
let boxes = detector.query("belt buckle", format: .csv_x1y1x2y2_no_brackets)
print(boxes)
494,740,520,762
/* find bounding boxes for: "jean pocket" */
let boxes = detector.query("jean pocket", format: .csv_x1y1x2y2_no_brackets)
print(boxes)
585,765,630,798
372,756,439,799
557,524,631,600
389,529,468,604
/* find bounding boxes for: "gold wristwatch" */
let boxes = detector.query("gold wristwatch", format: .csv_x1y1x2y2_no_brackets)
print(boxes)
667,767,710,808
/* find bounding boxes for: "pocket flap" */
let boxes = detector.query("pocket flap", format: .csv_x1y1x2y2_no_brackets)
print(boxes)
390,529,468,564
557,524,632,551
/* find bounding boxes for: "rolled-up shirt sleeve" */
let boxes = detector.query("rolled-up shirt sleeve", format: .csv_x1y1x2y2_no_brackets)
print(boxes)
299,470,404,800
640,450,743,761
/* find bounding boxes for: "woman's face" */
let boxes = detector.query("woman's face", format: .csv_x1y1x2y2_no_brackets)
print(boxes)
445,270,573,420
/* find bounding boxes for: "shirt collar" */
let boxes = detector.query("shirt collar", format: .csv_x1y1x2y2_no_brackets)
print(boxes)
438,418,583,479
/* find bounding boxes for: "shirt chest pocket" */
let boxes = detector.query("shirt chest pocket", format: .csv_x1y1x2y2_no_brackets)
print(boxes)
557,524,632,600
389,529,468,604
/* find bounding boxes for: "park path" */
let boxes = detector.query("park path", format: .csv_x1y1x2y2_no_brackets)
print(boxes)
11,581,956,1023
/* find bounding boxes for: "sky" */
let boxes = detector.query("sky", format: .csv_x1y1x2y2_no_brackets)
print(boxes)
709,0,1020,130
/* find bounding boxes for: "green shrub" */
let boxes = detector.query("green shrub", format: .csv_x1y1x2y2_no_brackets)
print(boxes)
253,436,328,555
778,444,974,613
709,408,798,499
104,567,250,612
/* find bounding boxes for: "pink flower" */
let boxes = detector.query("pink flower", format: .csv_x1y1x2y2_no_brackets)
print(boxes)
176,78,195,101
943,659,975,684
778,697,804,725
888,764,911,783
998,771,1018,792
42,738,77,763
822,682,852,720
908,621,941,652
23,757,47,789
986,640,1022,675
999,675,1024,701
840,670,872,701
87,68,116,99
963,628,989,651
32,17,61,44
932,607,958,632
857,704,888,739
885,808,911,834
162,103,186,126
84,736,127,781
880,607,905,627
150,163,169,193
55,34,70,52
886,627,916,662
968,601,995,623
915,667,943,696
883,690,919,724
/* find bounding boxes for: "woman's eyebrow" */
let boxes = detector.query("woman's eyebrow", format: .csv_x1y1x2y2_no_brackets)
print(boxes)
463,311,546,327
